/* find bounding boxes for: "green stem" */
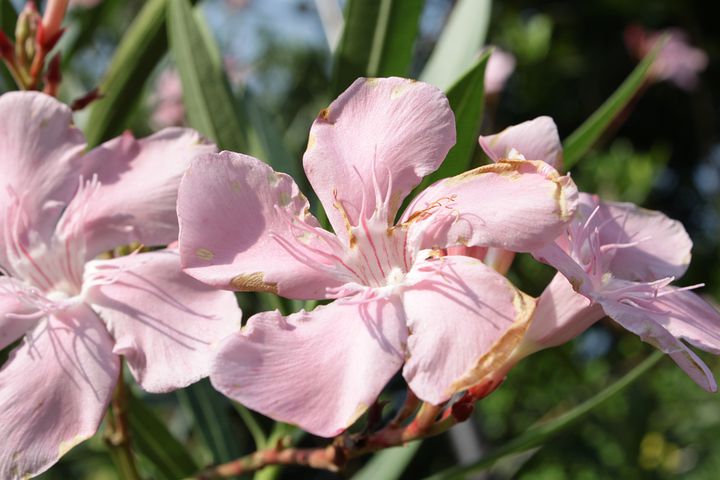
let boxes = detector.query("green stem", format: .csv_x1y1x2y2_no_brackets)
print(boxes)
105,359,142,480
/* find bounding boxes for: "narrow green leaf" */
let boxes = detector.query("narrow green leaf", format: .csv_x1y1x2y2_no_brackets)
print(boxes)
424,351,664,480
62,1,121,67
167,0,247,152
233,403,267,450
177,379,244,465
127,394,198,480
0,0,17,90
353,441,422,480
243,91,302,180
332,0,424,95
418,52,489,190
0,0,16,35
562,42,661,169
419,0,491,91
85,0,172,146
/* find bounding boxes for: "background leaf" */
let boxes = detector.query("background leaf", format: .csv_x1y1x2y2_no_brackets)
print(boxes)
127,393,198,480
84,0,177,146
418,52,490,189
331,0,424,95
419,0,492,91
0,0,17,90
352,441,422,480
167,0,247,151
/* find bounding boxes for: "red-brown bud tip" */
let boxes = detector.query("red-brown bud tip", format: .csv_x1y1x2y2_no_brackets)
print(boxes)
451,400,474,423
0,31,13,59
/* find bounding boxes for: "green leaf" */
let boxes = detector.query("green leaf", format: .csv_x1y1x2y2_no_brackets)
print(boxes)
352,441,422,480
423,351,664,480
0,0,17,90
562,42,661,169
127,393,198,480
62,1,121,67
418,52,490,189
167,0,247,152
332,0,424,95
419,0,492,91
84,0,173,146
177,379,244,465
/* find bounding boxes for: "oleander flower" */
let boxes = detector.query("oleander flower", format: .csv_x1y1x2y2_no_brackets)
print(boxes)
625,24,708,91
0,92,241,478
177,77,579,436
484,47,516,96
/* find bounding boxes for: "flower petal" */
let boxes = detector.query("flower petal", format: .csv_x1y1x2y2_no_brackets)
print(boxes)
403,160,578,253
303,77,455,240
178,151,346,299
0,92,86,265
479,116,563,170
401,255,535,404
84,249,241,393
0,277,38,350
583,194,693,281
210,298,407,437
521,273,605,353
76,128,216,259
599,295,717,392
0,305,119,478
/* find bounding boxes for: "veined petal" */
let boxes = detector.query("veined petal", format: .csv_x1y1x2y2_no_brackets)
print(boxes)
583,194,693,281
210,298,407,437
76,128,216,259
599,296,717,392
0,305,119,479
403,160,578,253
0,92,86,266
0,277,38,350
84,249,241,393
178,151,346,299
303,77,455,241
479,116,563,170
401,256,535,404
521,273,605,354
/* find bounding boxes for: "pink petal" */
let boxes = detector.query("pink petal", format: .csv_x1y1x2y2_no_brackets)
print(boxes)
403,160,578,253
0,92,86,264
484,48,516,95
600,296,717,392
479,117,563,170
582,194,693,281
0,277,37,350
178,151,345,299
75,128,216,259
210,298,407,437
402,256,535,404
522,273,605,353
303,77,455,241
0,305,119,478
645,289,720,356
83,249,241,393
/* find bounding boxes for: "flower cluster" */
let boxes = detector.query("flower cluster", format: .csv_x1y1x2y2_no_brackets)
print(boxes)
1,76,719,478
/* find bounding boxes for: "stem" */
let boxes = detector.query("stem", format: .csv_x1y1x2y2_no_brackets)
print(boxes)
105,360,142,480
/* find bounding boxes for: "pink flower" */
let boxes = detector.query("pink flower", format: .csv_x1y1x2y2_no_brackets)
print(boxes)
0,92,241,478
479,116,563,171
177,77,579,436
150,68,185,129
484,48,516,96
529,191,720,392
625,25,708,91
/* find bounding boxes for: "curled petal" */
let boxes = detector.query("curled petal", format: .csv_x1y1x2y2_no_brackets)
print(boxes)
0,92,85,264
402,256,535,404
210,298,407,437
403,160,578,253
178,151,345,299
0,306,119,478
76,128,216,258
303,77,455,240
479,116,563,170
581,194,693,282
600,296,717,392
521,273,605,354
84,249,241,393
